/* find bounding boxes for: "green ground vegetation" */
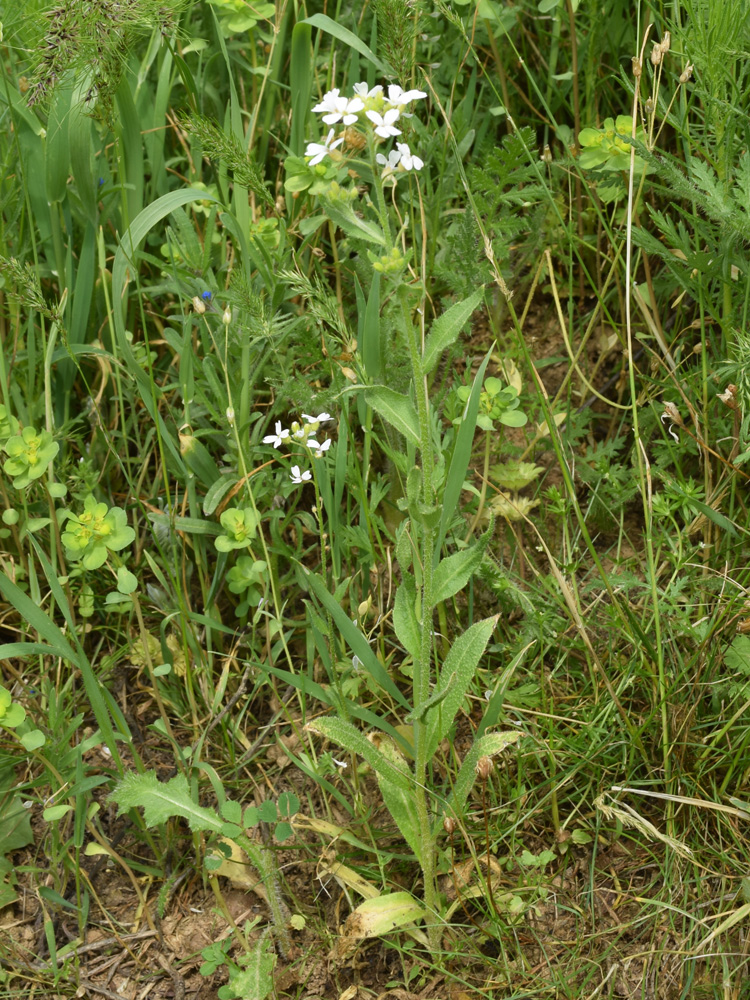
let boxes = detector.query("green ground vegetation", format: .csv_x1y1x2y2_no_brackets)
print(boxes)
1,0,750,997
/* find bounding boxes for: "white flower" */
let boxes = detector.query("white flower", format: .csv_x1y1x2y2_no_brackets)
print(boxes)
290,465,312,484
307,438,332,457
376,148,402,176
385,84,428,109
302,412,332,424
366,108,401,138
304,128,344,166
312,88,343,116
395,141,423,171
353,82,383,99
332,757,348,769
312,89,364,125
263,421,290,448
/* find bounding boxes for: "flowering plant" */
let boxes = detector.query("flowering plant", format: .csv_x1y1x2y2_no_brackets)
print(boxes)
61,495,135,570
3,426,59,489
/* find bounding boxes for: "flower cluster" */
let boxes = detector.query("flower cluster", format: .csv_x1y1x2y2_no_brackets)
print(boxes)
305,82,427,180
61,495,135,570
262,412,333,485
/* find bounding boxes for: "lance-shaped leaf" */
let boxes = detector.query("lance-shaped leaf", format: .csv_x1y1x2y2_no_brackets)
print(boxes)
432,529,490,605
305,717,413,791
434,347,492,558
422,288,484,374
423,615,499,758
438,731,520,832
393,575,420,660
304,569,410,711
373,737,422,863
365,387,420,446
320,193,386,246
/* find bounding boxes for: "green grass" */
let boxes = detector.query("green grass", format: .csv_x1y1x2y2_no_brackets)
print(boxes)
1,0,750,996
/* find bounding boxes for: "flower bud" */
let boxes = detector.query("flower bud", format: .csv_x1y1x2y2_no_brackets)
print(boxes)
645,97,654,115
680,63,694,84
222,305,231,326
192,296,206,314
443,816,456,835
661,31,670,54
632,56,642,78
650,43,662,66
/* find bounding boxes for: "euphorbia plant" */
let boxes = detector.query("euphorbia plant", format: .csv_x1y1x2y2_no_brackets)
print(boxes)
296,80,520,948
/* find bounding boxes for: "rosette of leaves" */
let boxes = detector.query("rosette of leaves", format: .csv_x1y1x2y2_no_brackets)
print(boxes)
458,377,528,430
226,557,267,617
3,426,59,488
61,494,135,570
215,507,259,552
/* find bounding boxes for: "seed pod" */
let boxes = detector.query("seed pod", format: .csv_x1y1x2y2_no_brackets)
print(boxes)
680,63,694,84
476,756,493,781
443,816,456,835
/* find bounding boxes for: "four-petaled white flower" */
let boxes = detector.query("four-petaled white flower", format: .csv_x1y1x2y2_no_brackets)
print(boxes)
395,142,424,172
290,465,312,484
304,128,344,166
302,412,332,424
353,82,383,99
366,108,401,138
385,84,428,109
313,89,364,125
263,420,290,448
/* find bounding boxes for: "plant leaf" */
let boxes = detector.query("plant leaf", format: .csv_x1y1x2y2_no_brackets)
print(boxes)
422,288,484,374
392,576,420,660
304,718,413,791
435,347,493,556
301,14,391,74
304,570,410,710
440,731,520,830
372,738,422,863
109,772,222,832
424,616,499,758
339,892,425,941
432,531,490,605
365,387,420,446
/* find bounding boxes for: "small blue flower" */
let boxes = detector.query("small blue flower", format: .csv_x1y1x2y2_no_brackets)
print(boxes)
201,290,212,301
98,177,105,187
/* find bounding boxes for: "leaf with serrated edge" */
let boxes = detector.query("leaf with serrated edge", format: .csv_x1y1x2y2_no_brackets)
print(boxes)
305,717,412,791
109,773,222,832
425,616,498,758
422,288,484,374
